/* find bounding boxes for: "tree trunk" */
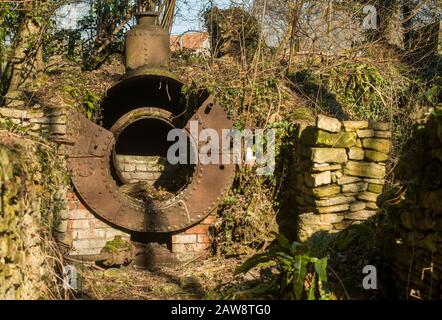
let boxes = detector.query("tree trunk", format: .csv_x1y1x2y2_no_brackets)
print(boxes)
3,16,42,107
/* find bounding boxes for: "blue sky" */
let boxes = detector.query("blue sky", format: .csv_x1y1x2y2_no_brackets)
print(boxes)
56,0,231,35
172,0,230,34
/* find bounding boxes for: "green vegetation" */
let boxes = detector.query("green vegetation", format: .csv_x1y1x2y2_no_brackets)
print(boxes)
234,233,333,300
102,236,132,253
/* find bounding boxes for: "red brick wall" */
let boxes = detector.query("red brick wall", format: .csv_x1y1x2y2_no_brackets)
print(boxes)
66,190,215,261
66,191,131,256
172,215,216,260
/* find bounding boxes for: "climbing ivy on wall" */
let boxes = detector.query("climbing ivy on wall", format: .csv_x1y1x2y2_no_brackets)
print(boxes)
0,134,68,299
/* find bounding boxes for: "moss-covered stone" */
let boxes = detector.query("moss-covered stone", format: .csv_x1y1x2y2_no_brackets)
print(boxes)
301,127,357,148
362,138,391,154
102,235,131,253
315,196,355,207
311,184,341,198
357,191,380,202
348,147,364,160
365,150,389,162
316,130,357,147
0,134,67,300
344,161,386,179
342,120,369,131
311,148,348,163
368,183,384,194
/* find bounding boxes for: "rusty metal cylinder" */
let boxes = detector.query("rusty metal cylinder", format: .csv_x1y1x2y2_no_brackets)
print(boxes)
125,12,170,74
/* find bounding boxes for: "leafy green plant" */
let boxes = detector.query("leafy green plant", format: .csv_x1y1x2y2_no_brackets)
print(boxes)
424,76,442,105
63,85,103,122
234,233,334,300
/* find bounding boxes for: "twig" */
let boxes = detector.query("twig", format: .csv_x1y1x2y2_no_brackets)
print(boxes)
327,265,351,300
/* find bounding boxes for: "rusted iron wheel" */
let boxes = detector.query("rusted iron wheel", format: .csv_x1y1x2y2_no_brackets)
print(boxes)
66,94,236,233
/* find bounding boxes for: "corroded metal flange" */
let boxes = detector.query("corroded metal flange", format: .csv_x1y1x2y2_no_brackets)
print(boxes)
65,94,235,233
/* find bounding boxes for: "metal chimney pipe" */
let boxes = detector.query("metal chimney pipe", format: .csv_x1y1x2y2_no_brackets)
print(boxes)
124,11,171,77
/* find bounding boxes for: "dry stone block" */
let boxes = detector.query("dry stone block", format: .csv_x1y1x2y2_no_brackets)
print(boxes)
346,210,378,220
365,150,389,162
333,220,354,230
298,212,321,225
342,182,368,193
357,129,375,138
337,175,361,185
344,161,386,179
303,128,357,148
319,214,345,223
311,163,342,172
315,131,357,148
343,121,369,131
317,204,349,214
0,107,28,118
305,171,331,187
350,202,366,212
362,138,391,154
331,171,343,183
311,184,341,198
311,148,348,163
315,196,356,207
366,202,379,210
374,131,392,138
364,178,385,185
317,115,341,133
368,183,383,194
348,147,365,160
357,192,380,203
341,192,359,197
298,213,334,241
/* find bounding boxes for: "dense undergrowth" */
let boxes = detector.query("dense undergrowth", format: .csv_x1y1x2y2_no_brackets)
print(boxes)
171,44,440,260
172,46,440,299
13,40,441,299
